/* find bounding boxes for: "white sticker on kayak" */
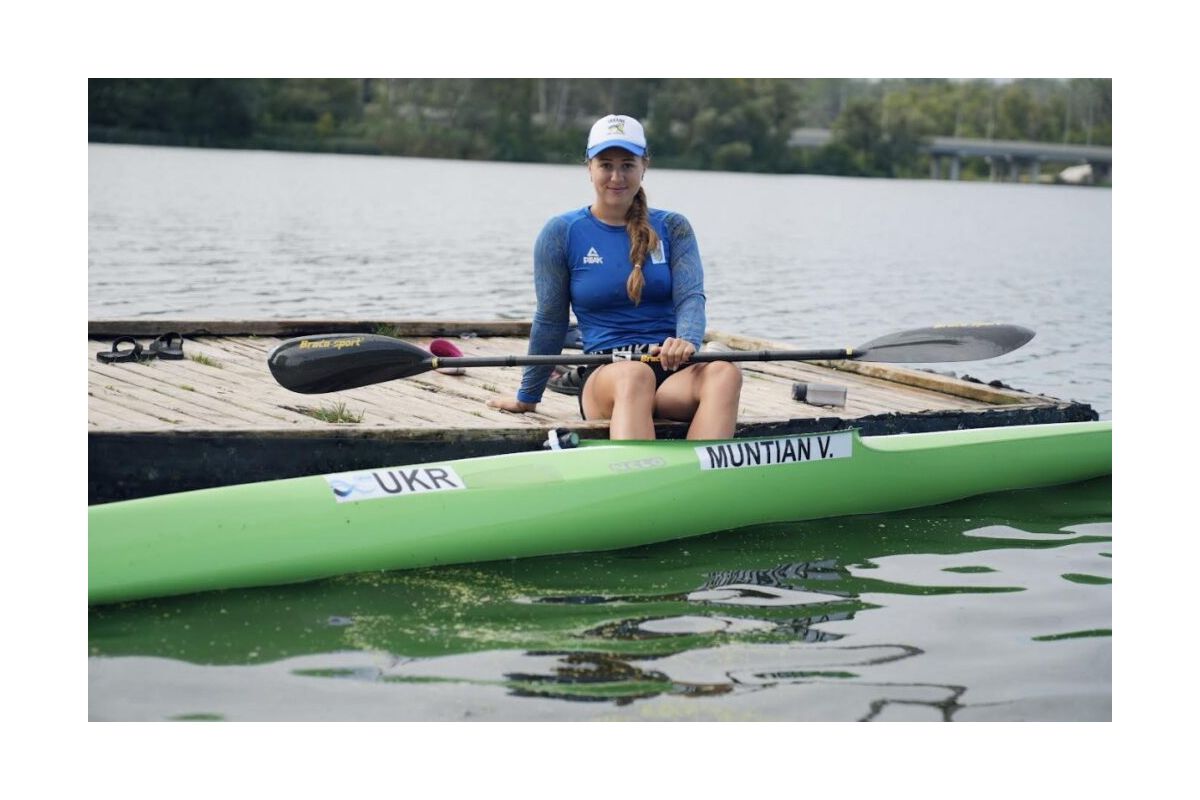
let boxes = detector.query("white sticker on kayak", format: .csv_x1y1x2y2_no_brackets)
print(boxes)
325,465,466,503
695,432,852,470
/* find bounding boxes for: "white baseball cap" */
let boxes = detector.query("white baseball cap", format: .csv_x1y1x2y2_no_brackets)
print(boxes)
586,114,647,159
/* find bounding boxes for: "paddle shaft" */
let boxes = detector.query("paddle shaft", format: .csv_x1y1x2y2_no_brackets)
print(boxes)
428,349,856,370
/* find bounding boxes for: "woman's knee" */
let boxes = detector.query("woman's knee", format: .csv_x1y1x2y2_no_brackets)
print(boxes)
607,362,658,396
700,361,743,396
586,363,656,411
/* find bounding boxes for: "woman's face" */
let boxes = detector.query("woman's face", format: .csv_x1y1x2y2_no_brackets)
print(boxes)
588,147,646,212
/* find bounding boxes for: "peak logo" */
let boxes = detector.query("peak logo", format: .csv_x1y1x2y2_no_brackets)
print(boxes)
583,247,604,265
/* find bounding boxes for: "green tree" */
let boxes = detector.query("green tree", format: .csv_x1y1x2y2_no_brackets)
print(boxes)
89,79,255,142
830,98,885,176
89,78,1111,176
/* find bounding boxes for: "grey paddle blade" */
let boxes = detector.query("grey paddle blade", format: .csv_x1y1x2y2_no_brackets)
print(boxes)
854,324,1035,363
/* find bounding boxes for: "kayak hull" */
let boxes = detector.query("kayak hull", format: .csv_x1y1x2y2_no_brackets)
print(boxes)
89,421,1112,604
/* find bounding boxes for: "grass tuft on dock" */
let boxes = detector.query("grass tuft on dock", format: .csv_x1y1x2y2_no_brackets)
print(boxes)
295,401,365,424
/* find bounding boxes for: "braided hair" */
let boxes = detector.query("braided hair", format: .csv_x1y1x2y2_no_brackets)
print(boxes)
624,185,659,306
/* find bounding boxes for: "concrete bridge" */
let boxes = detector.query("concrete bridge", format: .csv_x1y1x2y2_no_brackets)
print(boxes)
788,128,1112,183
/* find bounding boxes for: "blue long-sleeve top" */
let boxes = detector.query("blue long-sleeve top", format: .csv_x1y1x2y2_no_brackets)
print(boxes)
516,206,707,405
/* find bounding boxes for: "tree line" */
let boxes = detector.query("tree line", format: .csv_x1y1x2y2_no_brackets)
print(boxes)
89,78,1111,179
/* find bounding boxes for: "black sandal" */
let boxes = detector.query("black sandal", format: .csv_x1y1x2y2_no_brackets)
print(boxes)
150,332,185,360
547,365,585,396
96,336,144,363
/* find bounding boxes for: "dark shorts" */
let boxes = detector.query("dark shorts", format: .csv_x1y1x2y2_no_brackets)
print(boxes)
576,344,695,420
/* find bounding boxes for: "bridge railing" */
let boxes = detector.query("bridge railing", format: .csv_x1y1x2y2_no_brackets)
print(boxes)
788,128,1111,183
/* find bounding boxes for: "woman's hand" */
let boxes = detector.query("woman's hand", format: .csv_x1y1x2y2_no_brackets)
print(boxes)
487,397,538,413
651,337,696,372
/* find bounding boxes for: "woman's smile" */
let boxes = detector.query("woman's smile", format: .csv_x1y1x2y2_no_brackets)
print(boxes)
589,147,645,222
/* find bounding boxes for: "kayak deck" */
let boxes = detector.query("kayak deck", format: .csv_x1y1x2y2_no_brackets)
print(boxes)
88,319,1099,503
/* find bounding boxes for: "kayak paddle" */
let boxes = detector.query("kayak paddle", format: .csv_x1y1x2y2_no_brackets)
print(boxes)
267,323,1034,394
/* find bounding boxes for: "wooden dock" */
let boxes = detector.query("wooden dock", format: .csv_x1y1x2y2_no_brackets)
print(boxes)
89,320,1097,503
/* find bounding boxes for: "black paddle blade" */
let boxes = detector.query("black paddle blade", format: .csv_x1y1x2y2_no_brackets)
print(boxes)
854,324,1035,363
268,334,433,393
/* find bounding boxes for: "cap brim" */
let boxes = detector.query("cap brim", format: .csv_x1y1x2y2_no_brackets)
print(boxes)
586,141,646,159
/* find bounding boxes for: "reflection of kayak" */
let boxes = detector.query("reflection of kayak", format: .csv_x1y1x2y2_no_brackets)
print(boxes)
89,421,1111,605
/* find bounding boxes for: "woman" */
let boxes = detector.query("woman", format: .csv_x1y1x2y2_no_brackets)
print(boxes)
487,114,742,440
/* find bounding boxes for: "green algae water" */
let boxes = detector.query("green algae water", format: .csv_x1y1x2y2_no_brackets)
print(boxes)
89,477,1110,720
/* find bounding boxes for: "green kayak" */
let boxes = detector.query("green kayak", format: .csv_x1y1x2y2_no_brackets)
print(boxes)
88,421,1111,605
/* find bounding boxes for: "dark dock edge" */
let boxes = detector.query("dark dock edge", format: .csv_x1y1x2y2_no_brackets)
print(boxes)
87,319,532,338
89,401,1096,504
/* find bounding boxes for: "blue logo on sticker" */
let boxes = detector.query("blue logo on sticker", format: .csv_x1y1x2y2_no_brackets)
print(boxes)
328,474,379,498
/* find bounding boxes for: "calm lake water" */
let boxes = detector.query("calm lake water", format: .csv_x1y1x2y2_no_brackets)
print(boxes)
87,143,1112,721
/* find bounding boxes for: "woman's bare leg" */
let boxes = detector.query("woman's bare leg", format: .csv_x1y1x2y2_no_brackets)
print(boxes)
653,361,742,439
581,362,658,440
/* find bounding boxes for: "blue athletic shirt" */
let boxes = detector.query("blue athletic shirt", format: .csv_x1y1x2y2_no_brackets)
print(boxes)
516,206,707,405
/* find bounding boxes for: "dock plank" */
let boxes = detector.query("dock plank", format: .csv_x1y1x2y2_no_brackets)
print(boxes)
89,362,302,429
88,379,220,427
88,393,178,428
89,351,324,428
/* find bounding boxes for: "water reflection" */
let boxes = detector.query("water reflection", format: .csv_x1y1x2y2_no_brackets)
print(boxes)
688,583,850,606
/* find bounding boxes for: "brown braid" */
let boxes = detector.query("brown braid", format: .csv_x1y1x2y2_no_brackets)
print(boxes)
624,187,659,305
